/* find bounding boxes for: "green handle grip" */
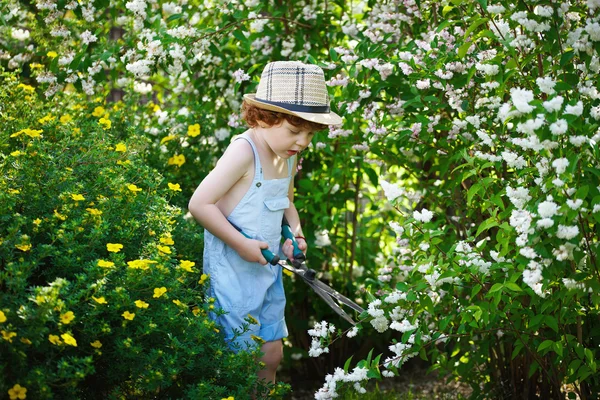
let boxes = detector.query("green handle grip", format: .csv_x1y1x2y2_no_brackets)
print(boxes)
281,217,306,262
230,221,280,265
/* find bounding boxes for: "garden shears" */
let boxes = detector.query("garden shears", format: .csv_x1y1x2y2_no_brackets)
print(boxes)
230,217,365,325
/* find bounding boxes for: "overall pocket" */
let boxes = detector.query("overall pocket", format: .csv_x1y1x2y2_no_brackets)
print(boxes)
261,196,290,239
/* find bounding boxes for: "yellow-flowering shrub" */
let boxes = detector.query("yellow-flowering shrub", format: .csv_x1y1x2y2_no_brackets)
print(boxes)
0,71,288,399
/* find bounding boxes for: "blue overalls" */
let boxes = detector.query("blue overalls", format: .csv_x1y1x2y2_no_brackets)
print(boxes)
203,133,294,351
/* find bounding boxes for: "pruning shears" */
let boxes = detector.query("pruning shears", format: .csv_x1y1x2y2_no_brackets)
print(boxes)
230,217,365,325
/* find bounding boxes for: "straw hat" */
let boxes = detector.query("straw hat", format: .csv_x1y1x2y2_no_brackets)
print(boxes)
243,61,343,126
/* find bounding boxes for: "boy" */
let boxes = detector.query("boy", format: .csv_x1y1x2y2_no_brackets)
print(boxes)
188,60,342,384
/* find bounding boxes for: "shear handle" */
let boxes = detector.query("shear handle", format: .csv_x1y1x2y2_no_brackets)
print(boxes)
229,221,279,265
281,216,306,262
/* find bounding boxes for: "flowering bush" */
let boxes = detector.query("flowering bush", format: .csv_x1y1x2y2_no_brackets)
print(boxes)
3,0,600,398
0,72,289,399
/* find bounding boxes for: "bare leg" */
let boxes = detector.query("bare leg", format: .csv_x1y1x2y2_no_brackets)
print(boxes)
257,339,283,384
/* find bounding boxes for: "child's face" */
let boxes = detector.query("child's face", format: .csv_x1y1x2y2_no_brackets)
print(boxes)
259,119,315,159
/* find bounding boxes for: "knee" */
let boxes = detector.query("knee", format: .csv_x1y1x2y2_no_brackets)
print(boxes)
263,342,283,370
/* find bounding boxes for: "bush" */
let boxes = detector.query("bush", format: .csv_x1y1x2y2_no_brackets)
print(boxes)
0,71,288,399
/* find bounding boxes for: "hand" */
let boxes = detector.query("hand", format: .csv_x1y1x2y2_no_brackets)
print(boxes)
235,238,269,265
282,237,308,261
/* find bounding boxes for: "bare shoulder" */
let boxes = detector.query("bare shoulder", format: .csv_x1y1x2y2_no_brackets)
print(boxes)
217,134,254,170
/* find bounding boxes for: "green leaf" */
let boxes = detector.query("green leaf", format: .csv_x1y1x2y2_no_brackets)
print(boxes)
471,284,482,298
476,217,499,237
545,315,559,333
463,17,489,39
467,182,482,206
166,13,182,22
442,5,454,17
458,41,472,59
505,283,522,292
554,341,564,357
396,282,409,291
343,355,353,373
488,283,504,294
329,48,338,62
560,50,575,67
529,361,540,378
538,340,554,353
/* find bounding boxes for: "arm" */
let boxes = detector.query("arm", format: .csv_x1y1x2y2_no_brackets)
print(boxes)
282,156,308,259
188,139,269,264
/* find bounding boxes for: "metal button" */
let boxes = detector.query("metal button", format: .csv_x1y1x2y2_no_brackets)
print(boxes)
256,182,262,187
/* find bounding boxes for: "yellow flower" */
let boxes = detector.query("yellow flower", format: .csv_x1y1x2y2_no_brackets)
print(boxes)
160,135,176,145
61,333,77,346
90,340,102,348
250,335,265,344
60,311,75,324
127,259,157,270
73,127,81,136
48,334,61,345
221,395,234,399
135,300,149,309
47,51,58,58
20,338,32,345
187,124,201,137
98,117,111,130
38,114,55,124
8,384,27,400
117,160,131,166
106,243,123,253
167,154,186,167
10,150,23,157
167,182,182,192
122,311,135,320
11,128,43,138
54,209,67,220
153,287,167,298
71,194,85,201
59,114,72,124
157,245,171,254
33,218,42,226
115,143,127,152
92,106,105,117
9,189,20,195
199,274,209,284
0,311,6,323
86,208,103,216
172,299,184,307
179,260,195,272
97,259,115,268
127,184,142,193
17,84,35,93
92,296,107,304
1,330,17,343
15,244,31,252
246,314,259,325
160,237,174,245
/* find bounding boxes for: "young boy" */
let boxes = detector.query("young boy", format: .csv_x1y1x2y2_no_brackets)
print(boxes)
188,60,342,384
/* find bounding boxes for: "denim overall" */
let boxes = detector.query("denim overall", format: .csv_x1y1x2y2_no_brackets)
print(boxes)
203,133,294,351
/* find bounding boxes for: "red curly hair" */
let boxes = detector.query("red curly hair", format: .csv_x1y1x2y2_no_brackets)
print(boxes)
241,101,329,132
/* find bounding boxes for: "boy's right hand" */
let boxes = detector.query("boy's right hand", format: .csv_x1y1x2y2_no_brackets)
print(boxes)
235,238,270,265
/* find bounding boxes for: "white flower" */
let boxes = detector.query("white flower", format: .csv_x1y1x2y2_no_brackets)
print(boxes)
506,186,531,209
552,158,569,174
413,208,433,222
133,81,152,94
11,28,30,41
556,225,579,240
549,119,568,135
537,218,554,229
543,96,564,113
502,151,527,169
380,180,402,201
487,4,506,14
563,278,585,290
566,199,583,210
232,68,250,83
564,101,584,116
370,315,389,332
346,327,359,338
215,127,230,141
538,200,559,218
80,30,98,45
315,230,331,247
510,88,535,113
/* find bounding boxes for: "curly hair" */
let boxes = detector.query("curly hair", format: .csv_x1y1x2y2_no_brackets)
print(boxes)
241,100,329,132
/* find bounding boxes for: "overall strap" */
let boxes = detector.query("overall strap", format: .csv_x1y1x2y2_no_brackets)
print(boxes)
234,133,262,180
287,154,296,178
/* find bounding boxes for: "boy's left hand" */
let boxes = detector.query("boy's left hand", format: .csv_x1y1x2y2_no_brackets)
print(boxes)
282,238,307,261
